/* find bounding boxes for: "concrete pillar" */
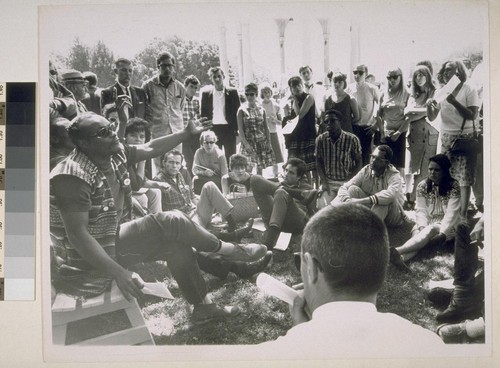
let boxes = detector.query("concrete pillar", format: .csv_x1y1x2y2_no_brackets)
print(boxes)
275,18,292,95
318,18,330,86
237,23,244,89
242,23,253,85
349,21,361,83
218,25,230,78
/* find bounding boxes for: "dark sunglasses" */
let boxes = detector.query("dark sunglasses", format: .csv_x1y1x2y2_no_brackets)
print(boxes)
245,92,256,97
353,71,364,75
386,75,400,81
89,125,115,139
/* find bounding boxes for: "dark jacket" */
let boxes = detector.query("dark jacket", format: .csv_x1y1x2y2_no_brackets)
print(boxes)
200,87,240,134
101,83,146,119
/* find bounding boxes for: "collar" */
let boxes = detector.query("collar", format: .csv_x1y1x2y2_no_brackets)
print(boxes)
154,74,174,88
116,81,130,93
313,301,376,320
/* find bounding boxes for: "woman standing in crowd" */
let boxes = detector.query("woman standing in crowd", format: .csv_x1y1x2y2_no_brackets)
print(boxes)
192,130,228,194
404,65,438,209
260,82,284,178
237,83,275,176
390,154,460,269
373,67,409,175
427,59,480,217
322,71,360,134
284,76,316,181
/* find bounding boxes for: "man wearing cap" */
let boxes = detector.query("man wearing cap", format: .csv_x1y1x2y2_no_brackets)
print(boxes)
315,109,362,205
50,112,267,324
332,144,406,227
101,58,146,120
142,52,186,175
49,69,88,120
200,66,240,163
346,64,380,165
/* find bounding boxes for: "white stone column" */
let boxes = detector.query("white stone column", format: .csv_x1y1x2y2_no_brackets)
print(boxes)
242,23,253,85
318,18,330,86
218,24,230,78
237,23,244,89
349,21,361,83
275,18,291,95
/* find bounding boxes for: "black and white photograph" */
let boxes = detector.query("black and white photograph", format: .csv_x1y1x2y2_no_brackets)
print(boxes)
39,0,491,363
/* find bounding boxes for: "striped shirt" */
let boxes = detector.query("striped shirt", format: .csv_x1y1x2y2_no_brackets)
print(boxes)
315,131,361,181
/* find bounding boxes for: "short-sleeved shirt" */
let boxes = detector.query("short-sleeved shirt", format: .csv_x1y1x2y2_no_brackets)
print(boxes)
346,82,380,126
437,83,479,135
315,131,361,181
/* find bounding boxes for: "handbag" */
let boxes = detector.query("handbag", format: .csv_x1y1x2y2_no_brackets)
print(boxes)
450,118,480,156
227,183,260,222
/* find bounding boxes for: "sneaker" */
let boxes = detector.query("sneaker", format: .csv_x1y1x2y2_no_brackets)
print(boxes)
230,251,273,279
437,321,470,344
223,243,268,262
389,247,411,272
191,304,240,326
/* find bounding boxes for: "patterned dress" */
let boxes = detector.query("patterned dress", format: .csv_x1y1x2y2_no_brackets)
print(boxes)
239,104,275,169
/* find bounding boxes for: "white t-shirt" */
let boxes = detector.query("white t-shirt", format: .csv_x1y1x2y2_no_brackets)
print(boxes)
436,83,479,135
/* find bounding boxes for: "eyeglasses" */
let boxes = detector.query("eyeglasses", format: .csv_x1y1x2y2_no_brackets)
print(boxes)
386,75,400,81
88,125,115,139
245,92,256,97
159,63,175,69
204,141,216,145
353,71,364,75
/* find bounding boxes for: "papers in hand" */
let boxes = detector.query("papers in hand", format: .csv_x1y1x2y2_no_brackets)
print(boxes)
142,282,174,299
282,116,299,134
256,273,298,305
434,75,461,104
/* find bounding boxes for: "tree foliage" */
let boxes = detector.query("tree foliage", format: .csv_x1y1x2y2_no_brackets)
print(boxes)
66,38,91,73
90,41,115,87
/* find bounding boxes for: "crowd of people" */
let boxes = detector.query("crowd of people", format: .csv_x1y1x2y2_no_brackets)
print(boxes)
49,50,485,346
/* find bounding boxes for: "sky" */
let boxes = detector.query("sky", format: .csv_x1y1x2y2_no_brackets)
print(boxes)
40,1,487,87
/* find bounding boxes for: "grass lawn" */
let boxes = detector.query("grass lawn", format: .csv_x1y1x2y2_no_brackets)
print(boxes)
66,211,484,346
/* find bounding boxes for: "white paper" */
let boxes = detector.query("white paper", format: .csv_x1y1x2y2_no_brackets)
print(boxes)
256,273,298,305
252,217,267,232
428,278,454,290
141,282,174,299
273,232,292,251
434,75,461,103
281,116,299,134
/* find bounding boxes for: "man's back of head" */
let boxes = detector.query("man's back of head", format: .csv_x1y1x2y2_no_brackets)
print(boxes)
301,203,389,300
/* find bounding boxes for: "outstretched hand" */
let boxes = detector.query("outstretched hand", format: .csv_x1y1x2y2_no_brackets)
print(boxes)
187,117,213,136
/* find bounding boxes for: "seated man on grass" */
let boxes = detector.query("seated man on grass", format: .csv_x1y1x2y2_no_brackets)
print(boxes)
259,203,443,357
250,158,317,250
50,112,267,325
332,144,407,228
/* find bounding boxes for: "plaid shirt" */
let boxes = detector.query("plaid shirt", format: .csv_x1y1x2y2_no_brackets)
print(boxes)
153,170,195,214
183,96,200,128
315,131,361,181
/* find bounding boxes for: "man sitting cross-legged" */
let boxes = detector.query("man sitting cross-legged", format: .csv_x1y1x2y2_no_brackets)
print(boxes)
332,144,407,228
259,203,443,357
250,158,317,250
50,112,267,324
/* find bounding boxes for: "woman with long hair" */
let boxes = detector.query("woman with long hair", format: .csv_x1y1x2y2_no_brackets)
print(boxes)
373,67,409,173
390,154,461,269
403,65,438,209
427,59,480,217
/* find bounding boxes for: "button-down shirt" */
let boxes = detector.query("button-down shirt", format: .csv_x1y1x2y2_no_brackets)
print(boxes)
183,96,200,128
212,88,228,125
336,163,404,206
152,170,195,214
142,75,186,138
315,131,361,181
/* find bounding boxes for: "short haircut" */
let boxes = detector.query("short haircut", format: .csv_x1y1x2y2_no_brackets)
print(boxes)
437,59,468,84
161,148,184,164
324,108,344,122
286,157,307,178
375,144,393,162
259,82,273,99
301,203,389,296
125,118,151,141
331,72,347,89
157,52,175,66
115,58,132,68
416,60,433,76
299,65,312,74
199,130,217,145
208,66,224,78
229,154,248,170
354,64,368,74
184,75,200,87
82,71,97,86
288,76,303,88
244,83,258,94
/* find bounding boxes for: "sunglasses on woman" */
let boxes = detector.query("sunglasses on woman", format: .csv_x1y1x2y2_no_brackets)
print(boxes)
386,75,400,81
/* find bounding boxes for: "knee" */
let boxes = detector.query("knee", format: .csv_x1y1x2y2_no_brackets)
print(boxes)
201,181,217,194
250,175,265,190
274,188,290,201
153,210,189,225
